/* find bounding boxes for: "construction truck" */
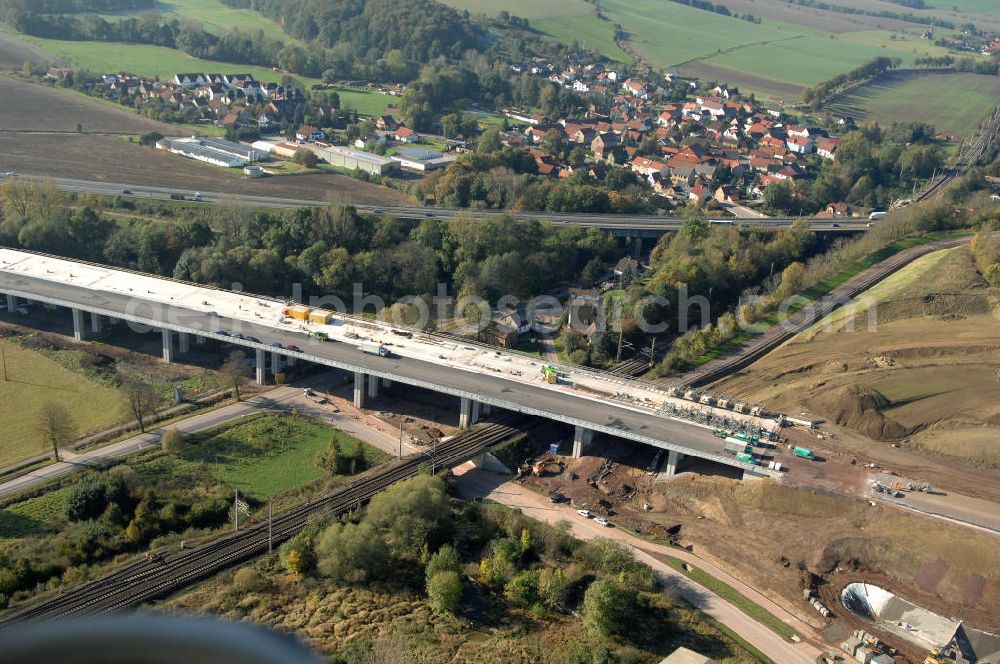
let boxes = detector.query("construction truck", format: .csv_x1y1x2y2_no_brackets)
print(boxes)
541,364,559,384
311,331,330,341
360,342,392,358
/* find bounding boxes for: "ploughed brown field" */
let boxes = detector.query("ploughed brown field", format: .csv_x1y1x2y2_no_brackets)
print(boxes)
0,75,413,206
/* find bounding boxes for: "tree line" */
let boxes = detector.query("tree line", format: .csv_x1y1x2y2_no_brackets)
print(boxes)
0,180,623,311
802,56,899,106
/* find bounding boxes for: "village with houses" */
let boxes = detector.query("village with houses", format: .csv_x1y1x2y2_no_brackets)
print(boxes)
40,56,932,221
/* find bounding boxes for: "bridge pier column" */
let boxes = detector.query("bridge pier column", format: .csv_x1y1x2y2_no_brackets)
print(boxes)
571,426,593,459
195,335,205,345
71,308,85,341
663,450,682,478
161,328,174,363
4,294,15,311
481,403,493,416
255,349,266,385
633,236,643,258
178,332,190,354
367,374,379,399
286,355,297,367
353,371,365,409
271,352,282,378
382,378,392,388
89,312,102,335
459,397,480,428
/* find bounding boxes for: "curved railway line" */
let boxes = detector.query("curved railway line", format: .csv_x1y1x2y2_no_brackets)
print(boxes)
1,416,531,624
675,236,970,388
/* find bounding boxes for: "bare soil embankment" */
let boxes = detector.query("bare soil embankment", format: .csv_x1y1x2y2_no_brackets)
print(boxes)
715,246,1000,470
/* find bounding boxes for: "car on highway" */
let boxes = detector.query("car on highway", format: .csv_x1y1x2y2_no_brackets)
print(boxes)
193,192,203,202
217,330,231,336
286,343,302,352
594,517,611,527
424,211,435,218
576,509,591,518
232,333,246,340
2,171,16,178
269,342,283,349
831,223,840,228
245,336,260,343
372,208,384,214
122,188,133,195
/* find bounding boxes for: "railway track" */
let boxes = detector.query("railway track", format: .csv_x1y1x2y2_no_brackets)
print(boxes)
675,236,970,388
1,416,530,624
915,105,1000,202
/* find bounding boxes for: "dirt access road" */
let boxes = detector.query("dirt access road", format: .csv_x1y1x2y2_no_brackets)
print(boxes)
454,465,825,664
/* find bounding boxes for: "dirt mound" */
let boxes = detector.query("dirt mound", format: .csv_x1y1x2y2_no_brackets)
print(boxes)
808,384,912,440
858,293,993,327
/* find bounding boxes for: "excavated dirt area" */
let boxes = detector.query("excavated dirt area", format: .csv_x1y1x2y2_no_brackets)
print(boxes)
713,246,1000,489
520,439,1000,662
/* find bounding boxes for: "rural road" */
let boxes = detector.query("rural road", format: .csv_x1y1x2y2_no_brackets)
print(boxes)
9,175,863,232
453,465,826,664
0,373,418,499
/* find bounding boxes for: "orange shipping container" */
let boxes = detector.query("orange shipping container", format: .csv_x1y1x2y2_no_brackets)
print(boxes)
309,309,334,324
288,305,311,321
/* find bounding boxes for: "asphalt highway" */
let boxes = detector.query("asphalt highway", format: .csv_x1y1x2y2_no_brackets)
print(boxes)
0,269,740,467
19,175,865,233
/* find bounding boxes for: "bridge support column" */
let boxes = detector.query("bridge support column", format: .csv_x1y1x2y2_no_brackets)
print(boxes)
161,328,174,363
286,355,297,367
4,294,15,311
366,374,379,399
195,335,205,345
89,312,102,335
382,378,392,388
633,236,643,258
71,308,86,341
353,371,365,409
271,352,282,378
571,426,593,459
178,332,190,354
255,349,266,385
664,450,682,477
459,397,480,428
481,403,493,416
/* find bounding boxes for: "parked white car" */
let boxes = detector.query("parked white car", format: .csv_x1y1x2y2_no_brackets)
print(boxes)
594,517,610,527
576,509,591,518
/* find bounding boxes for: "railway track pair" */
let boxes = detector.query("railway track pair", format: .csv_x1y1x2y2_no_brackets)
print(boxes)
2,416,529,624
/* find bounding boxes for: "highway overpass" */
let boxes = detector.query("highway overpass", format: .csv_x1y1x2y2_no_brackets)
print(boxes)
0,247,780,479
20,176,866,236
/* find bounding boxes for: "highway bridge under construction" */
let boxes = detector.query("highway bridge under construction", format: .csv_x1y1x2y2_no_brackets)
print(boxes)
0,246,782,480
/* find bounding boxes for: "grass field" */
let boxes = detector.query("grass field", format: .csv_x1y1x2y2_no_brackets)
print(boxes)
329,86,395,117
16,35,318,86
440,0,631,62
183,412,388,499
112,0,295,44
0,338,124,469
826,72,1000,137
